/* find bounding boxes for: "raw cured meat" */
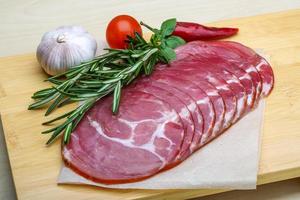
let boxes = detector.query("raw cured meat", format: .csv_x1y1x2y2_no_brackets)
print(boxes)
157,61,245,124
176,41,274,104
62,40,274,184
63,91,185,184
134,79,205,159
175,41,257,109
129,81,195,164
227,42,274,96
148,74,216,147
157,65,237,134
152,69,226,140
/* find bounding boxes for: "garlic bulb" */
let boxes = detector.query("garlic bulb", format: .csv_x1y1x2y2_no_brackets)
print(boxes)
36,26,97,76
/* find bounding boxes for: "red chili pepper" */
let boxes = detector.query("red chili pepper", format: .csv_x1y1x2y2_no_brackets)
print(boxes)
173,22,239,42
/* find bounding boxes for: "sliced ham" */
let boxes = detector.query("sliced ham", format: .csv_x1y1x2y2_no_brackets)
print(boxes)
227,42,274,96
128,81,195,165
62,40,274,184
175,41,257,109
148,74,216,148
178,41,274,104
152,69,226,139
156,64,237,138
159,61,246,123
211,41,263,101
134,79,204,159
63,91,185,184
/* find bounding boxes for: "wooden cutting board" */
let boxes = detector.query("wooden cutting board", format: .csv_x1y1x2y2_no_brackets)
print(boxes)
1,9,300,200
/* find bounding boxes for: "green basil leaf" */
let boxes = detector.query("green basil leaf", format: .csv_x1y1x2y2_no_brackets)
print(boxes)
159,47,176,63
165,36,186,49
160,18,177,37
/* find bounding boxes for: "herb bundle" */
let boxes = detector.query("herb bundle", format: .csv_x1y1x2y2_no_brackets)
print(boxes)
29,18,185,145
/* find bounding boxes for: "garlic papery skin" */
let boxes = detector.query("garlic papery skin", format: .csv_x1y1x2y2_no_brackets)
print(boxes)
36,26,97,76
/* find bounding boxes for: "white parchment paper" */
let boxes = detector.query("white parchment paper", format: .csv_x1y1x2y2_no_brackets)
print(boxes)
58,101,265,189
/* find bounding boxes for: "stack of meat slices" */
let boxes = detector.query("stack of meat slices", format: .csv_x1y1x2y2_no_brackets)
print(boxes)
63,41,274,184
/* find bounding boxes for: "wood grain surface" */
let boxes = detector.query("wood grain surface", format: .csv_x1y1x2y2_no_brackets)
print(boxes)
1,9,300,200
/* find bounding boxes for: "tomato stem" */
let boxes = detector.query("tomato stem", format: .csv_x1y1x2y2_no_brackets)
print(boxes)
140,21,155,33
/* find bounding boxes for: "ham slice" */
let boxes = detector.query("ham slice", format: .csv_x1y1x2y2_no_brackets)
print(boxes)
149,74,216,147
134,79,205,159
152,69,226,140
62,41,274,184
129,81,195,164
63,91,185,184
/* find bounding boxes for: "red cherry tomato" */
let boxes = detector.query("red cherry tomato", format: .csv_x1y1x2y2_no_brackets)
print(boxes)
106,15,142,49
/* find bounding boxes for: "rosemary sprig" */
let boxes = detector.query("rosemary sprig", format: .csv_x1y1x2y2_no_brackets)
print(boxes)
29,18,185,145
